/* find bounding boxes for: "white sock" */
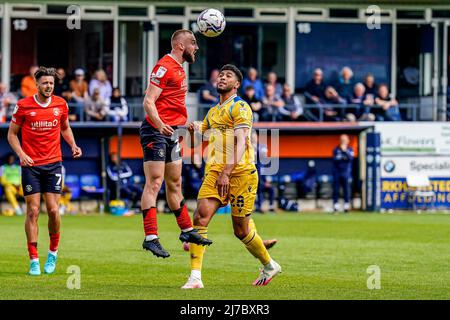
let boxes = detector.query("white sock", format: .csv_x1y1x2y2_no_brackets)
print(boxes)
30,258,39,263
264,259,275,269
49,250,58,256
190,269,201,280
182,227,193,232
344,203,350,210
145,234,158,241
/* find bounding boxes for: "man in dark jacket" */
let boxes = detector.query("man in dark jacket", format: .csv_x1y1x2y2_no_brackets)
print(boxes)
107,152,142,208
332,134,354,213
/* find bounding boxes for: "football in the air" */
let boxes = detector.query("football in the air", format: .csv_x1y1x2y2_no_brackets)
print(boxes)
197,8,226,37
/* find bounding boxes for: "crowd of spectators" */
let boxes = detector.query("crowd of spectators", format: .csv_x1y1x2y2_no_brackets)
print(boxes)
217,66,402,123
0,65,128,123
1,64,403,124
302,67,401,122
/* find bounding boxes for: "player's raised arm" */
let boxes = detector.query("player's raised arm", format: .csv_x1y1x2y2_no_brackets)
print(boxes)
61,118,82,158
7,122,34,166
143,83,174,136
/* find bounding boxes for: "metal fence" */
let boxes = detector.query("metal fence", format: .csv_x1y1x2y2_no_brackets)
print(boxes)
68,102,444,123
1,96,447,123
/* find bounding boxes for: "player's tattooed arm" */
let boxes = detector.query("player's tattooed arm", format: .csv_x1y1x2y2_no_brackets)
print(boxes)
61,119,82,158
143,83,174,136
216,127,249,197
7,122,34,166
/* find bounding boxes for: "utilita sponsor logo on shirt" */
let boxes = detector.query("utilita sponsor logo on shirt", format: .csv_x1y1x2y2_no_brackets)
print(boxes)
30,119,59,130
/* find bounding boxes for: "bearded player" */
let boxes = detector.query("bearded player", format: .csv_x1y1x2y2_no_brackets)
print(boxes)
140,29,212,258
7,67,82,276
182,64,282,289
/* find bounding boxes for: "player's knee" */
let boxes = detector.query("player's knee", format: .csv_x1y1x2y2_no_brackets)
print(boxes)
145,178,163,195
233,226,248,240
47,206,59,217
195,214,210,227
194,203,213,226
166,178,182,194
27,205,40,220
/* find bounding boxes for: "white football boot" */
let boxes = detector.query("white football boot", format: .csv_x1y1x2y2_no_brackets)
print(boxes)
252,259,282,286
181,275,204,289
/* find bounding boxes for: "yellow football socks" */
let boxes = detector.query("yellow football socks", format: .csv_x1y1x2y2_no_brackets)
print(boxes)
190,225,208,271
241,228,271,265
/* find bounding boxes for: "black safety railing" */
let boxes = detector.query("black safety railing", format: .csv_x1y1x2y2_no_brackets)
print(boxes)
0,98,447,123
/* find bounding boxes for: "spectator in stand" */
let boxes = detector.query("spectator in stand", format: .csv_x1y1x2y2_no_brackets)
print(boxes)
363,73,378,96
321,86,347,121
374,84,402,121
198,69,219,105
107,152,142,209
304,68,326,104
20,65,39,98
280,84,304,121
106,87,128,122
260,83,285,121
89,69,112,102
69,68,89,121
265,71,283,97
54,68,71,100
242,85,262,122
70,68,89,102
242,67,264,100
348,83,365,105
346,83,375,122
336,66,354,102
84,88,107,121
0,83,18,123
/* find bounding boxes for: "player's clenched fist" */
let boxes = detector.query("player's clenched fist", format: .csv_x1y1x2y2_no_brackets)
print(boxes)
72,145,82,158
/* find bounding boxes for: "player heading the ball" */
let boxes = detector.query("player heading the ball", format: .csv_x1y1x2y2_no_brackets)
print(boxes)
140,29,212,258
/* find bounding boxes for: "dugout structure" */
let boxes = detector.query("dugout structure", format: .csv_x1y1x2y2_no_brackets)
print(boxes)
0,121,382,211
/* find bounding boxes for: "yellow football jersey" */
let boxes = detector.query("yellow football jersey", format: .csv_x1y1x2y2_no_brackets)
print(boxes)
200,94,256,176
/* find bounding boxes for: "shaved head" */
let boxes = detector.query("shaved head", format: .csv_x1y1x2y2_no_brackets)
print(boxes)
170,29,198,63
171,29,194,48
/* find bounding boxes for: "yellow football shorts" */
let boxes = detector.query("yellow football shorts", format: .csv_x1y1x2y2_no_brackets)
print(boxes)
198,169,258,217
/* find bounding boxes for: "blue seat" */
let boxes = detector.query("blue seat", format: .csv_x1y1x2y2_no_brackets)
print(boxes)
80,174,105,196
80,174,105,213
65,174,80,200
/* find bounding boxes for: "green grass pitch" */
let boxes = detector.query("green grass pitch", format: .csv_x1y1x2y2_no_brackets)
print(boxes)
1,212,450,300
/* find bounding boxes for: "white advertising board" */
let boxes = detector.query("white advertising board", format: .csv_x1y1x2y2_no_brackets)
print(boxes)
375,122,450,156
381,156,450,178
